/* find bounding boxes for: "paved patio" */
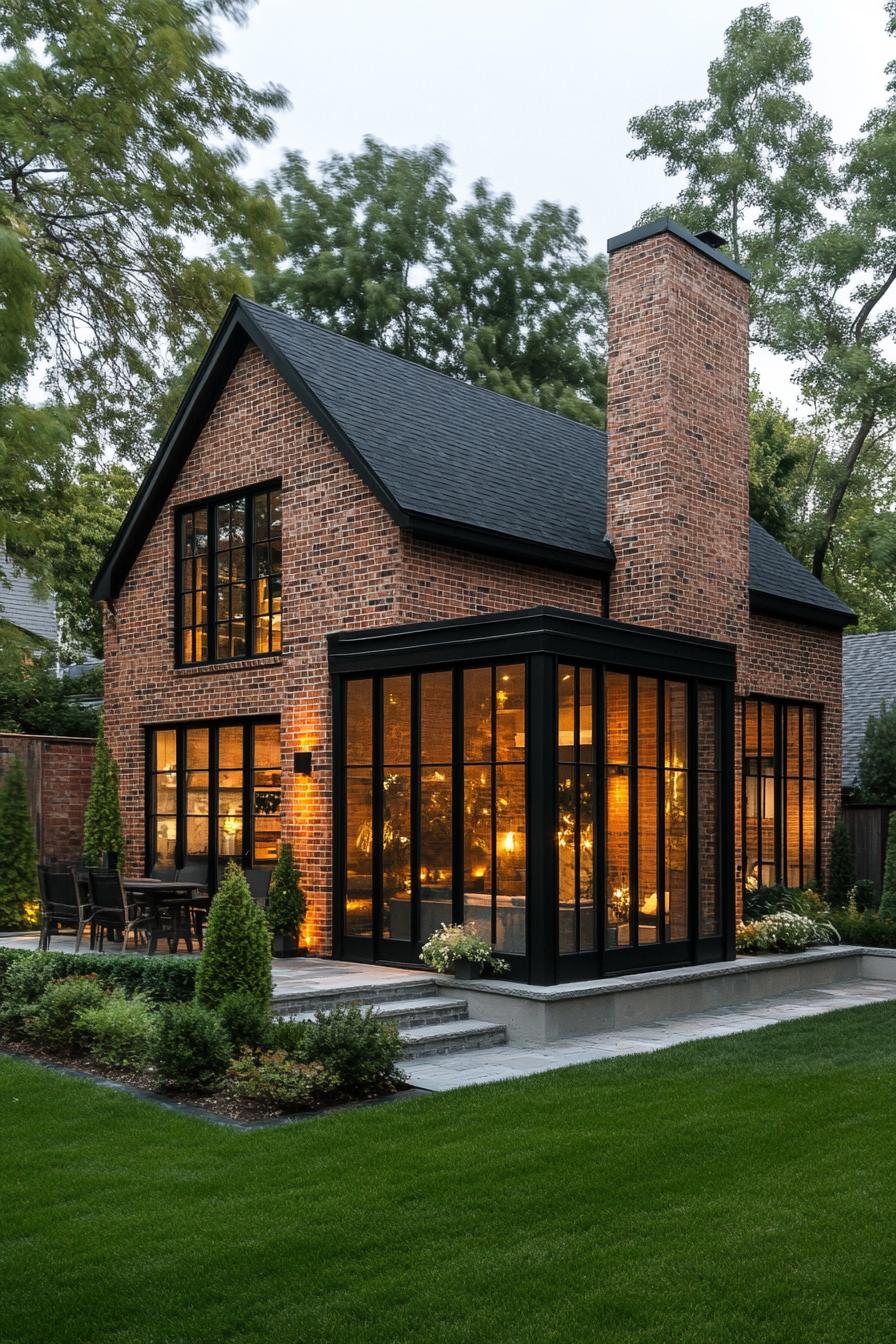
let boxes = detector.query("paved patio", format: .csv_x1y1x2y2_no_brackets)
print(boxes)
0,931,436,998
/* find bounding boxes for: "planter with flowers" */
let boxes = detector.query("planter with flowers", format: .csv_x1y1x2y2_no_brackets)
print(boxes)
419,923,510,979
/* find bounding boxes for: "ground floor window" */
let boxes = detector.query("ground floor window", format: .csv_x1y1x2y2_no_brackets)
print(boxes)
742,698,820,891
342,664,526,957
147,718,281,878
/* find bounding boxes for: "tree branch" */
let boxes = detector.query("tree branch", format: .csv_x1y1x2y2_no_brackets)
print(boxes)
812,411,876,578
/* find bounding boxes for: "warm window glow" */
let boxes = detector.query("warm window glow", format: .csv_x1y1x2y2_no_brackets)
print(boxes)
178,486,281,665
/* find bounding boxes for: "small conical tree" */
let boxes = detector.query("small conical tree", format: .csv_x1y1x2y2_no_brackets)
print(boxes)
83,721,124,867
879,814,896,922
0,757,38,929
266,841,306,949
827,817,856,907
195,862,272,1010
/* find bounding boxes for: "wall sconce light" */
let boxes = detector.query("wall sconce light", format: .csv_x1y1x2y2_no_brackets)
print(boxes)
293,751,313,776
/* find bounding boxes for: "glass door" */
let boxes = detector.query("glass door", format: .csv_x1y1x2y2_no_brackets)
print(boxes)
339,665,527,969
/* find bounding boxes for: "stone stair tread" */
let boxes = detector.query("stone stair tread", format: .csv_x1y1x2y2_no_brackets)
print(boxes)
400,1019,507,1046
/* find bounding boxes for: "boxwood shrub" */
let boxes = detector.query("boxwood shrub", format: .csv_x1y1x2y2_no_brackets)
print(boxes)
150,1001,231,1091
0,948,196,1004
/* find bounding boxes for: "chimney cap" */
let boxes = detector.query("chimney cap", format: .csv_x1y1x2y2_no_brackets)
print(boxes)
606,218,750,283
695,228,728,250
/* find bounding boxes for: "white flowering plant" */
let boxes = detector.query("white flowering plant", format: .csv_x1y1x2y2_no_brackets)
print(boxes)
736,909,839,955
419,923,509,975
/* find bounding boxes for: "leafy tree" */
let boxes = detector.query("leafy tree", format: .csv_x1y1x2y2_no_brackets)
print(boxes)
826,817,856,907
858,701,896,804
0,643,100,737
83,721,124,866
0,755,38,928
628,2,896,620
42,461,137,658
266,841,306,948
748,384,816,548
245,137,607,426
195,861,271,1011
880,812,896,921
0,0,287,584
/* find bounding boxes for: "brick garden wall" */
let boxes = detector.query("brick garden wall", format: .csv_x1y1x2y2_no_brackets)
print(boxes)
102,344,605,955
0,733,95,865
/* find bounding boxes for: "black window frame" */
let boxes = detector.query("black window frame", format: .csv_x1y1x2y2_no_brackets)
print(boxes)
145,716,281,886
740,696,822,892
174,480,282,667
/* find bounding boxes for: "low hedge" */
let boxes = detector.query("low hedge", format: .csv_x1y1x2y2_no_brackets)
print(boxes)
0,947,196,1003
828,909,896,949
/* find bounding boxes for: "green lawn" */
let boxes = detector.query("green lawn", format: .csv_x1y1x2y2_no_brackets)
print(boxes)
3,1005,896,1344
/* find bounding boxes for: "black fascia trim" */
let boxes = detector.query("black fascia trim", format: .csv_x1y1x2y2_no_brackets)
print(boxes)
328,606,736,682
91,302,250,602
404,510,614,577
606,218,751,284
92,297,413,603
749,588,855,630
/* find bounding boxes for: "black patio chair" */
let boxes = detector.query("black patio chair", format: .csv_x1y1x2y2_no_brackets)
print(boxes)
176,864,210,948
37,865,87,952
150,866,176,881
87,868,158,954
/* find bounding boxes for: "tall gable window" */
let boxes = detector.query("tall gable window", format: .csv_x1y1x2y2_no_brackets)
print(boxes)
177,484,281,665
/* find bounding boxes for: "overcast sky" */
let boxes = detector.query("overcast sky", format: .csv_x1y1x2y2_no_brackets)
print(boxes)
220,0,893,407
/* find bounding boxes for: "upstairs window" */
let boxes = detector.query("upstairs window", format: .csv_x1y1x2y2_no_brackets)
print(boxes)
177,484,282,665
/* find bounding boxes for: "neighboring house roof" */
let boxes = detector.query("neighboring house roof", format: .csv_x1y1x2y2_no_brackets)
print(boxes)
0,551,58,644
92,296,855,629
842,631,896,787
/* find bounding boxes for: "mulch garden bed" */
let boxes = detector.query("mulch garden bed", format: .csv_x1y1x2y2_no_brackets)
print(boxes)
0,1040,428,1130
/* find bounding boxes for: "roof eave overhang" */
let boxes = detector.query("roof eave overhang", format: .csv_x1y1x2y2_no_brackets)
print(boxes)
749,588,855,631
328,605,736,681
404,511,614,578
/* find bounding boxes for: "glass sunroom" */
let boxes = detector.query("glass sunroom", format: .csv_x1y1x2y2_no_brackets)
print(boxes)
330,608,736,985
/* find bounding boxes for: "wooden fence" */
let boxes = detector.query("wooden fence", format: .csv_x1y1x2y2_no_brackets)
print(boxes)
843,804,895,896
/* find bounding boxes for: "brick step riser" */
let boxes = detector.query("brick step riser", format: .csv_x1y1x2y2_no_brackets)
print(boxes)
271,978,444,1016
283,1001,470,1031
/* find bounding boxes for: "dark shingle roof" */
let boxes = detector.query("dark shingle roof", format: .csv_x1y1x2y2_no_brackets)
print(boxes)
241,300,611,565
91,296,855,629
842,631,896,786
747,521,855,625
0,551,57,644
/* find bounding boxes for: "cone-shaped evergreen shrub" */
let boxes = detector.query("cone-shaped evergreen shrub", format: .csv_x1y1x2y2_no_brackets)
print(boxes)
827,817,856,907
0,757,38,929
83,722,124,867
879,814,896,922
266,841,306,943
195,862,271,1011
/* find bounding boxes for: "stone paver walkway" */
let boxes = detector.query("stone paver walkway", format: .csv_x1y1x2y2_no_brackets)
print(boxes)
403,978,896,1091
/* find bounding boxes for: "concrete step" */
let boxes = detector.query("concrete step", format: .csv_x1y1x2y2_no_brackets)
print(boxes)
399,1018,508,1060
283,995,471,1031
271,975,444,1017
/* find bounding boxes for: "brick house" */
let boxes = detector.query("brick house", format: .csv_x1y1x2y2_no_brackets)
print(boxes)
92,219,854,985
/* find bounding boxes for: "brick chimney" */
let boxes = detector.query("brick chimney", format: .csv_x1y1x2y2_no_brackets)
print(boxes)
605,220,751,647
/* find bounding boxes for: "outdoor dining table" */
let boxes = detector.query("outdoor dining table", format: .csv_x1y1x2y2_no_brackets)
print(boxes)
123,879,209,954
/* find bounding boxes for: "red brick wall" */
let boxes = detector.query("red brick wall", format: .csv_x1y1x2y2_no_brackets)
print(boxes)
102,344,605,954
0,733,95,865
606,231,751,648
